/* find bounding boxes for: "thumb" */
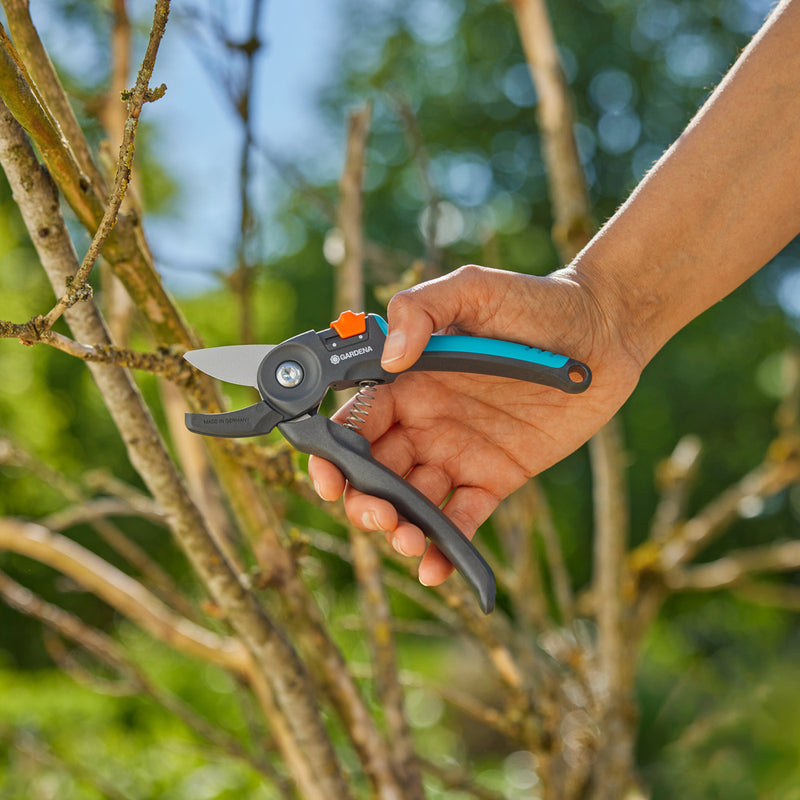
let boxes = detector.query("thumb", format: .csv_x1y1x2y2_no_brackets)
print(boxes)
380,265,490,373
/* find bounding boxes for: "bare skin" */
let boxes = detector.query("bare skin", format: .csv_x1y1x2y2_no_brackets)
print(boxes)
309,0,800,587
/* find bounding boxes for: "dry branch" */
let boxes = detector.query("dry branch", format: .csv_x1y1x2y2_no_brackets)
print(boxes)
336,104,371,314
509,0,593,258
2,0,107,192
658,442,800,571
650,435,703,542
589,419,629,701
510,2,641,796
334,100,421,800
0,91,352,800
0,518,248,672
668,540,800,591
350,529,424,798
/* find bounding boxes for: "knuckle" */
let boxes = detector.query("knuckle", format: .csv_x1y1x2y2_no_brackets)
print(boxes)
451,263,488,288
386,288,412,317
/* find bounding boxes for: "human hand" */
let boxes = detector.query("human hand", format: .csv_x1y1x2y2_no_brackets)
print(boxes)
309,264,642,587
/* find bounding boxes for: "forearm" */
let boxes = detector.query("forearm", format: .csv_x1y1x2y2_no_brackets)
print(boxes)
569,0,800,367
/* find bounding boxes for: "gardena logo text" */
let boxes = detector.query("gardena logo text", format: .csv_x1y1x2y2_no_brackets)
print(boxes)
330,345,373,365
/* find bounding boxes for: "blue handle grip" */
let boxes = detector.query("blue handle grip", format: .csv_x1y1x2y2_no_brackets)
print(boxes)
373,315,591,394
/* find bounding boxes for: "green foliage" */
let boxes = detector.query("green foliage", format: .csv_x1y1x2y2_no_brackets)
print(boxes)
1,0,800,796
639,596,800,799
0,631,280,800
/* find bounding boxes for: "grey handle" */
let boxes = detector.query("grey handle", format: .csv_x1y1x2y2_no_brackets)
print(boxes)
279,415,496,613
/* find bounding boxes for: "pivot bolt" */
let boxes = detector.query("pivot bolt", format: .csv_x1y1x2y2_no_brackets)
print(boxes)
276,361,304,388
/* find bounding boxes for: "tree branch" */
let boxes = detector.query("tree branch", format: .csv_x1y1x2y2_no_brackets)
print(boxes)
494,482,550,630
36,0,169,334
589,419,630,700
231,0,266,343
2,0,107,193
658,438,800,571
509,0,594,259
0,326,193,381
650,435,703,542
0,518,249,672
667,540,800,591
336,104,371,314
0,94,352,800
350,529,424,799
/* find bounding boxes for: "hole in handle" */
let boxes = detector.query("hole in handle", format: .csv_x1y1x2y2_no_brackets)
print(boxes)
568,364,590,384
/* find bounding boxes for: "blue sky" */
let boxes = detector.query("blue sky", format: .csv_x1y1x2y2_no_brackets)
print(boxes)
16,0,345,294
144,0,345,292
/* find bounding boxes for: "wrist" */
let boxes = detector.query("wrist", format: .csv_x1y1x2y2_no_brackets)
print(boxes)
555,255,658,373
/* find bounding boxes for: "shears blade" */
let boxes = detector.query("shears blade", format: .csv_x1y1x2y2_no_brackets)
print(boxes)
184,344,276,387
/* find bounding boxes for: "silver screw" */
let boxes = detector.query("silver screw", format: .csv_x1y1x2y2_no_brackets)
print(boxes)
275,360,304,388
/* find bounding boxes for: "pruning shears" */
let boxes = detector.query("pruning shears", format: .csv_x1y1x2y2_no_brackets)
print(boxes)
184,310,592,614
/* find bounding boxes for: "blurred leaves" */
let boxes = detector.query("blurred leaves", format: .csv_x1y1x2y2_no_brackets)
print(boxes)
0,0,799,797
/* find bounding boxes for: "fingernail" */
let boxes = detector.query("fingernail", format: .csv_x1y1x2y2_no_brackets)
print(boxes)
381,330,406,366
361,511,381,531
313,479,323,498
418,571,431,587
392,536,409,557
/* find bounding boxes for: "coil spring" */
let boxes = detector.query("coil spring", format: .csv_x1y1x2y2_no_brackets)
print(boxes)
344,380,378,432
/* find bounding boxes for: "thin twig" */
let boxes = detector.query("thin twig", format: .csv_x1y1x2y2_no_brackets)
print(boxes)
0,517,250,673
390,93,442,279
232,0,266,343
0,327,193,381
658,440,800,571
650,435,703,542
494,482,549,630
667,540,800,591
33,0,170,334
42,497,163,531
350,529,424,798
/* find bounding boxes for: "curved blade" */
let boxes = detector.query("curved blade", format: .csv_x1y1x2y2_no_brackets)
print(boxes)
184,345,275,387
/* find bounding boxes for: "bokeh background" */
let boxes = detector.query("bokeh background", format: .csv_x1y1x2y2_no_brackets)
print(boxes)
1,0,800,797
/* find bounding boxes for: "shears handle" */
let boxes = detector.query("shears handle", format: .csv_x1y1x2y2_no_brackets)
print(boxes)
375,316,591,393
279,414,496,613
